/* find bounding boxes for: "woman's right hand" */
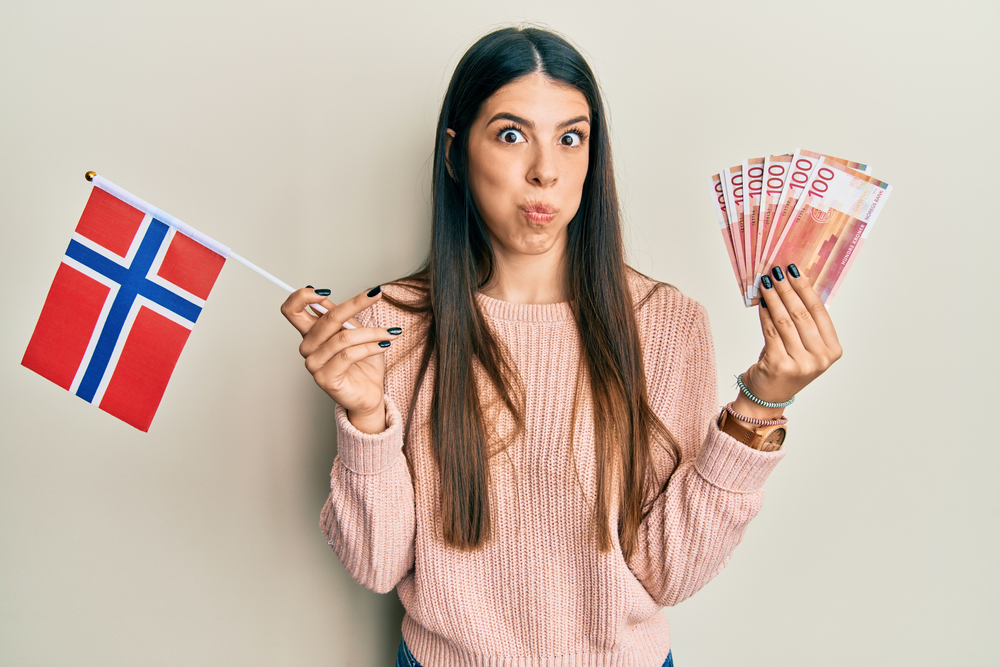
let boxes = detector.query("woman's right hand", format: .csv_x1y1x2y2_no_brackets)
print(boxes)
280,286,399,434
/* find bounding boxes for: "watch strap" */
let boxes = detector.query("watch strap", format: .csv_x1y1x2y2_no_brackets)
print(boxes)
718,409,786,452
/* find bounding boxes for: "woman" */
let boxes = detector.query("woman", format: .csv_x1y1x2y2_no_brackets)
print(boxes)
280,26,840,667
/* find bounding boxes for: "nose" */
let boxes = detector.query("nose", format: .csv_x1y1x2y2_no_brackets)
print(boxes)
526,143,557,188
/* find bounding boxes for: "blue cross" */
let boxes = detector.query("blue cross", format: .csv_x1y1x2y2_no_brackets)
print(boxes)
65,219,203,403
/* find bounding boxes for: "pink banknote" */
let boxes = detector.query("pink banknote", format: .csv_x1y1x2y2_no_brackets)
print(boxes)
743,157,765,299
708,172,745,300
764,157,891,304
721,164,751,303
755,154,792,296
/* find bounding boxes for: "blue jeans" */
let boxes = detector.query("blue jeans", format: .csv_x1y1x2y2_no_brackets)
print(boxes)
396,636,673,667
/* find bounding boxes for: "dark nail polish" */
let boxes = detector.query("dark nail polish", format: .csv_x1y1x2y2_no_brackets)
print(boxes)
787,264,800,279
378,341,391,348
771,266,785,282
761,275,773,290
306,285,314,289
314,288,331,296
387,327,402,335
760,299,768,309
367,285,382,298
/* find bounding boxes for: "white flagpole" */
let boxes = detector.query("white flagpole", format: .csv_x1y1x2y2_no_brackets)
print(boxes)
84,171,350,326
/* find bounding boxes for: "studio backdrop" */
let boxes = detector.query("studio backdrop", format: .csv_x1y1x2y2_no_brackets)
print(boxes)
1,1,997,665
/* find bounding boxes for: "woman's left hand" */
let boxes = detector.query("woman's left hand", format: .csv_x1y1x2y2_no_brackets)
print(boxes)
739,264,843,411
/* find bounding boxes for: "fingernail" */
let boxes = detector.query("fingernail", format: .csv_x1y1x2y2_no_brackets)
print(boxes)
760,299,768,309
387,327,402,335
367,285,382,298
787,264,800,279
761,275,773,290
378,341,391,348
314,288,331,296
306,285,314,289
771,266,785,282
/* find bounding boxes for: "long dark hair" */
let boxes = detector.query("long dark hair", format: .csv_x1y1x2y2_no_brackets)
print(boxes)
383,26,677,562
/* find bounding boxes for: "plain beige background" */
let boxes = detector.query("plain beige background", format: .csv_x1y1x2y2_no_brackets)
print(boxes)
2,0,997,665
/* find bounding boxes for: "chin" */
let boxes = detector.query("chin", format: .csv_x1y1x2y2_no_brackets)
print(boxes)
513,231,563,255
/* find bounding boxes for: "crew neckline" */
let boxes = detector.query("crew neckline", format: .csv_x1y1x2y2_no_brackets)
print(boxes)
474,291,575,323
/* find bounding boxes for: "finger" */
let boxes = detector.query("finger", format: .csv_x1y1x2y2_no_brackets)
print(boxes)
304,326,397,374
757,295,788,359
281,287,337,336
785,265,842,354
331,285,383,328
302,286,383,354
758,271,808,358
766,266,828,357
314,339,393,386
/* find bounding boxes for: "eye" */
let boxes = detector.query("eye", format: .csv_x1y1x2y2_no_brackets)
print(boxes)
497,126,526,144
560,131,584,147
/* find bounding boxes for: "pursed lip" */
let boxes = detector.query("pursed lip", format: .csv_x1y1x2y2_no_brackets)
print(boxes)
521,203,557,224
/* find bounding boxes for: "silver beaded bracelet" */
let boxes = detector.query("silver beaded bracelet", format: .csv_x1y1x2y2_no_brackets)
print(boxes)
736,373,795,409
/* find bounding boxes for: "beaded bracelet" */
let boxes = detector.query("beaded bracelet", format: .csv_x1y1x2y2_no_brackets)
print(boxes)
725,402,788,427
736,373,796,409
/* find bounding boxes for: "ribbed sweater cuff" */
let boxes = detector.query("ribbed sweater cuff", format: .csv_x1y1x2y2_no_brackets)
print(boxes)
694,419,786,493
335,395,404,474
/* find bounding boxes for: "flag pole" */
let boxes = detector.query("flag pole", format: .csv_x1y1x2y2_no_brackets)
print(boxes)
84,171,345,323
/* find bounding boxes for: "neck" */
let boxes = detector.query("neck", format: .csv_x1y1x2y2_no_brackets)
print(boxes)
479,236,569,305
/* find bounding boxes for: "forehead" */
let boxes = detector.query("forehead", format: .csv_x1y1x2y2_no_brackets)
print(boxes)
476,73,590,125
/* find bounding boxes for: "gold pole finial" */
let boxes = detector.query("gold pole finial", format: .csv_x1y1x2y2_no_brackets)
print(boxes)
85,171,96,182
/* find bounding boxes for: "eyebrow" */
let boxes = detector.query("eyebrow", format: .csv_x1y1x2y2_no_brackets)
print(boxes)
487,112,591,129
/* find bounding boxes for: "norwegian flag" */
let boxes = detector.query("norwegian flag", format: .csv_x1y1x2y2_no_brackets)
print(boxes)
22,182,228,431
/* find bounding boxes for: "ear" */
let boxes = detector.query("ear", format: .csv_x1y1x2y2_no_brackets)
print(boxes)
445,128,457,180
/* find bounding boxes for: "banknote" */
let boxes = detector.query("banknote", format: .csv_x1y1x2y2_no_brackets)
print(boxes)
743,157,765,300
763,150,819,276
754,154,792,298
708,173,745,300
761,150,869,281
763,150,870,277
709,150,891,306
721,164,751,303
763,157,892,304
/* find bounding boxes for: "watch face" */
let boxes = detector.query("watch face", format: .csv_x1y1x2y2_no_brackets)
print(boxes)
762,427,786,452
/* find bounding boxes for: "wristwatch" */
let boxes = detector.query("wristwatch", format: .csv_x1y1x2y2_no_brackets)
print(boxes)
717,409,787,452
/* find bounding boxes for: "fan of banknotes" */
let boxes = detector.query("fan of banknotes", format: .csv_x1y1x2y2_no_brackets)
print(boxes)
709,149,892,307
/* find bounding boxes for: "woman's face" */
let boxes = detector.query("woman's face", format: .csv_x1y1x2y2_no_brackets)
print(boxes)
453,72,591,261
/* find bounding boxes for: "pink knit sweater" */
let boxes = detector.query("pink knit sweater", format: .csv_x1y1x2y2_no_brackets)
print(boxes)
321,272,784,667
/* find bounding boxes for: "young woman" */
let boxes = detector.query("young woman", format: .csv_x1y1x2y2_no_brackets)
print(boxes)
280,26,841,667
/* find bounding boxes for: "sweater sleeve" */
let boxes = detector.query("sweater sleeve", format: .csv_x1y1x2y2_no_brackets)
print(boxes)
320,395,416,594
626,300,785,607
318,300,416,594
